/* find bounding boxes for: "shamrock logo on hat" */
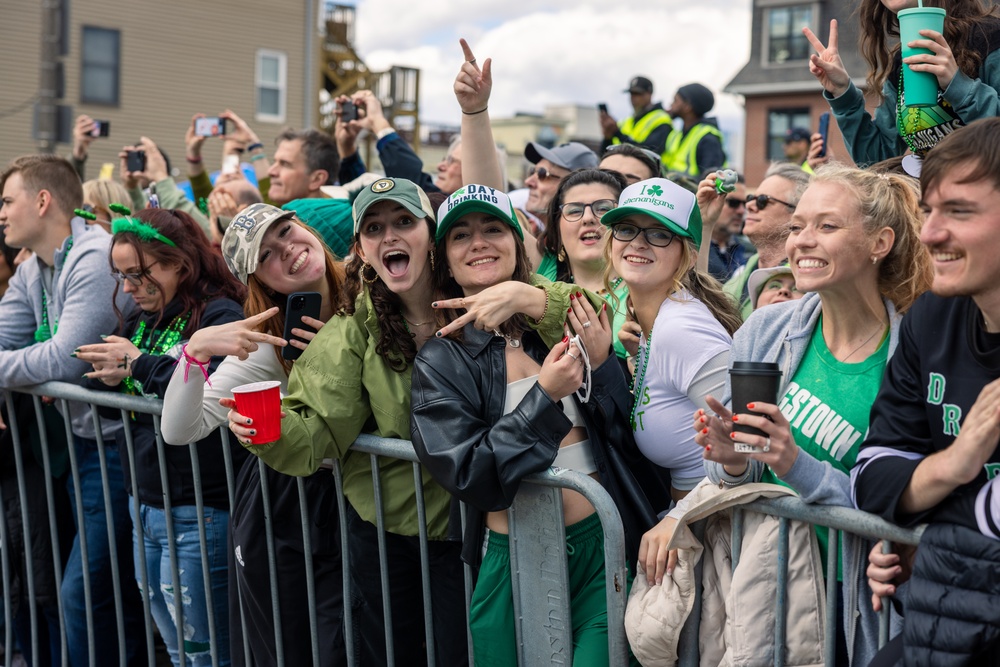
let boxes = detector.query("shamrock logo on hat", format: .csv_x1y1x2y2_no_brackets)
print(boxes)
647,185,663,196
453,187,467,196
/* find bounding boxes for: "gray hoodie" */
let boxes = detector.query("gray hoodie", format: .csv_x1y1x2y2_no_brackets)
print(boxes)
705,292,902,666
0,217,133,439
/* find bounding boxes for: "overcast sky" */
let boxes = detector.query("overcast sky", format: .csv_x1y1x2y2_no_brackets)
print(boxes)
352,0,754,136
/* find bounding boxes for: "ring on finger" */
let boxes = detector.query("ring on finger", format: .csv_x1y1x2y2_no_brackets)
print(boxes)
582,321,592,329
763,437,771,452
567,351,579,361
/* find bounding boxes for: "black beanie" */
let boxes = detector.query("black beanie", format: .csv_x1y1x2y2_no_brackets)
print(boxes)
677,83,715,117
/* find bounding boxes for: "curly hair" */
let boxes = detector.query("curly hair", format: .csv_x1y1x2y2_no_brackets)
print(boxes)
111,208,247,337
857,0,1000,105
539,169,627,281
809,163,932,313
341,217,437,373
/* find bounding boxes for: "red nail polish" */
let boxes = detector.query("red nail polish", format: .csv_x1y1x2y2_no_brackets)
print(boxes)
576,291,582,298
561,335,569,343
570,293,576,301
567,307,572,314
699,416,706,423
747,402,755,409
701,428,709,435
602,303,607,312
706,444,712,452
732,415,739,422
731,432,737,439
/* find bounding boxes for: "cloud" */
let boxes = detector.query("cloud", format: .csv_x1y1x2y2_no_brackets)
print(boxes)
351,1,752,135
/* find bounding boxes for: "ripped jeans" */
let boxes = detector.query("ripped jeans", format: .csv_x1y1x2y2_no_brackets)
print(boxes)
131,499,230,667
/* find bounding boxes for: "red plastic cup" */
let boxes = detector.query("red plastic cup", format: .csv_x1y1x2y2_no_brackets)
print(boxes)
231,380,282,445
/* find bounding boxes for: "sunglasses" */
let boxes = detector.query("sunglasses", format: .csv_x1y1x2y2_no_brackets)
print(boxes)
725,197,745,209
527,166,565,182
746,193,796,211
610,222,676,248
559,199,617,221
111,261,159,287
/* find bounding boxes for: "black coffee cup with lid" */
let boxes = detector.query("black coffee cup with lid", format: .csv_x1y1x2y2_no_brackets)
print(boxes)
729,361,782,451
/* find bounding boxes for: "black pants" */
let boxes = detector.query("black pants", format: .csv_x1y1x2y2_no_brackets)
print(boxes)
229,460,346,667
345,503,468,667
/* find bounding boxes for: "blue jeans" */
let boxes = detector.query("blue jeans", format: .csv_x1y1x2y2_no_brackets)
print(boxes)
132,499,230,667
61,436,145,667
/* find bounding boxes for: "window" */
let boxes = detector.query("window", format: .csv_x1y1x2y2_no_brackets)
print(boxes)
256,50,287,122
81,27,120,105
766,4,813,64
767,108,811,160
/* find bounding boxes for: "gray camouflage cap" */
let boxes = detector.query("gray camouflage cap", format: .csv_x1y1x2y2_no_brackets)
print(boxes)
222,203,295,284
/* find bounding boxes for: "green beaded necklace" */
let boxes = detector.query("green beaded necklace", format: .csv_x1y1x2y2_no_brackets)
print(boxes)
630,324,653,432
122,312,190,394
895,68,924,157
34,237,74,343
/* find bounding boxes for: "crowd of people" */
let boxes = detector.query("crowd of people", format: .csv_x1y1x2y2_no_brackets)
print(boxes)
2,1,1000,665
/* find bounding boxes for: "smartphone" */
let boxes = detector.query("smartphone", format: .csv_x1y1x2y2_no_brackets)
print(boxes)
282,292,322,361
90,120,110,138
598,103,609,115
126,150,146,173
340,101,358,123
817,112,831,158
195,116,227,137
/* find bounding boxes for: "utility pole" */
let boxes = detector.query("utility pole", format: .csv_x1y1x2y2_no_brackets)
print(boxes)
37,0,62,154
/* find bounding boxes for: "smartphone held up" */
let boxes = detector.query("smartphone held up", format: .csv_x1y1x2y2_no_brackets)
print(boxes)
195,116,227,137
90,120,110,138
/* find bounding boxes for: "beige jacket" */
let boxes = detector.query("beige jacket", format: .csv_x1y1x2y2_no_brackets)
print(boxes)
625,481,826,667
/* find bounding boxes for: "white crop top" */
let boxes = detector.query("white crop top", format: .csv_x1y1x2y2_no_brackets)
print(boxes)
504,375,596,474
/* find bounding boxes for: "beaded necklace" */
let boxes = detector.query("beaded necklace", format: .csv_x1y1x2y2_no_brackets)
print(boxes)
630,324,653,432
895,68,924,157
122,312,190,394
34,237,75,343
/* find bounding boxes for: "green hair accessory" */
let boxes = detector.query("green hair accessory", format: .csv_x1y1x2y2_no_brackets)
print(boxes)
111,216,177,247
108,202,133,216
73,208,97,221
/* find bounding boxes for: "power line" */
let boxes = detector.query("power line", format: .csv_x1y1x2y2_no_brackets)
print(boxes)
0,95,38,120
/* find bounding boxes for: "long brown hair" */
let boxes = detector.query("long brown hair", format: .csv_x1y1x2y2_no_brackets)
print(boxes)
243,219,348,375
434,223,534,343
341,217,437,373
857,0,999,104
111,208,246,336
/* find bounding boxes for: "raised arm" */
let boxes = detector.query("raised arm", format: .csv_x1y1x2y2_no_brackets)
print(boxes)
454,38,504,191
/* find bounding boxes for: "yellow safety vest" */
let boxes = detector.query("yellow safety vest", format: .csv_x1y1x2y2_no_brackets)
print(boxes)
663,123,727,176
613,109,673,146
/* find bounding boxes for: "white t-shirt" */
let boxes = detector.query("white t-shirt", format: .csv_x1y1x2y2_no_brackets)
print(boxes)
632,291,732,483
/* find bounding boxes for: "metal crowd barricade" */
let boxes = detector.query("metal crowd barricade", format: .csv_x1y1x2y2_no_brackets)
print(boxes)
0,380,925,667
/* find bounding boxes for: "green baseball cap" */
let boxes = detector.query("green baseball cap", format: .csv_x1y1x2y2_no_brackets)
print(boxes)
352,177,435,234
435,184,523,243
600,177,702,248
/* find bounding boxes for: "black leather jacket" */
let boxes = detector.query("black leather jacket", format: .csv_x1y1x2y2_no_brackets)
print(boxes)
410,324,672,569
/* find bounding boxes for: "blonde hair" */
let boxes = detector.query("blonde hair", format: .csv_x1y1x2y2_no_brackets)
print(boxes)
809,164,932,313
601,231,742,336
82,179,132,222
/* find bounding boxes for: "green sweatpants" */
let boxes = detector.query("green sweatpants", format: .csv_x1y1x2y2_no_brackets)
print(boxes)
469,512,614,667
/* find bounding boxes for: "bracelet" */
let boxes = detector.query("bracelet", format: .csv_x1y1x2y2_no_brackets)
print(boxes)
533,285,550,325
180,344,212,386
247,142,264,152
462,106,488,116
185,155,203,164
375,127,396,140
718,463,753,489
249,153,267,163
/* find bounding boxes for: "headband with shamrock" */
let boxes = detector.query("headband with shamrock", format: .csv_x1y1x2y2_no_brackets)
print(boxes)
108,203,177,247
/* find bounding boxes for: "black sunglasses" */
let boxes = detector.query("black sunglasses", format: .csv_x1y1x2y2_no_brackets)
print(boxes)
746,193,796,211
725,197,745,209
527,166,565,182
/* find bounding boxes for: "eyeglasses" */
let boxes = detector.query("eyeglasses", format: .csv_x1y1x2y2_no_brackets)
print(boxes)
443,155,461,167
559,199,617,221
527,166,565,182
111,261,159,287
610,222,676,248
725,197,745,209
747,193,796,211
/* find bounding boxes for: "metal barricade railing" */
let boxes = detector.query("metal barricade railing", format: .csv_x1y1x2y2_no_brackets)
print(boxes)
0,381,924,667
